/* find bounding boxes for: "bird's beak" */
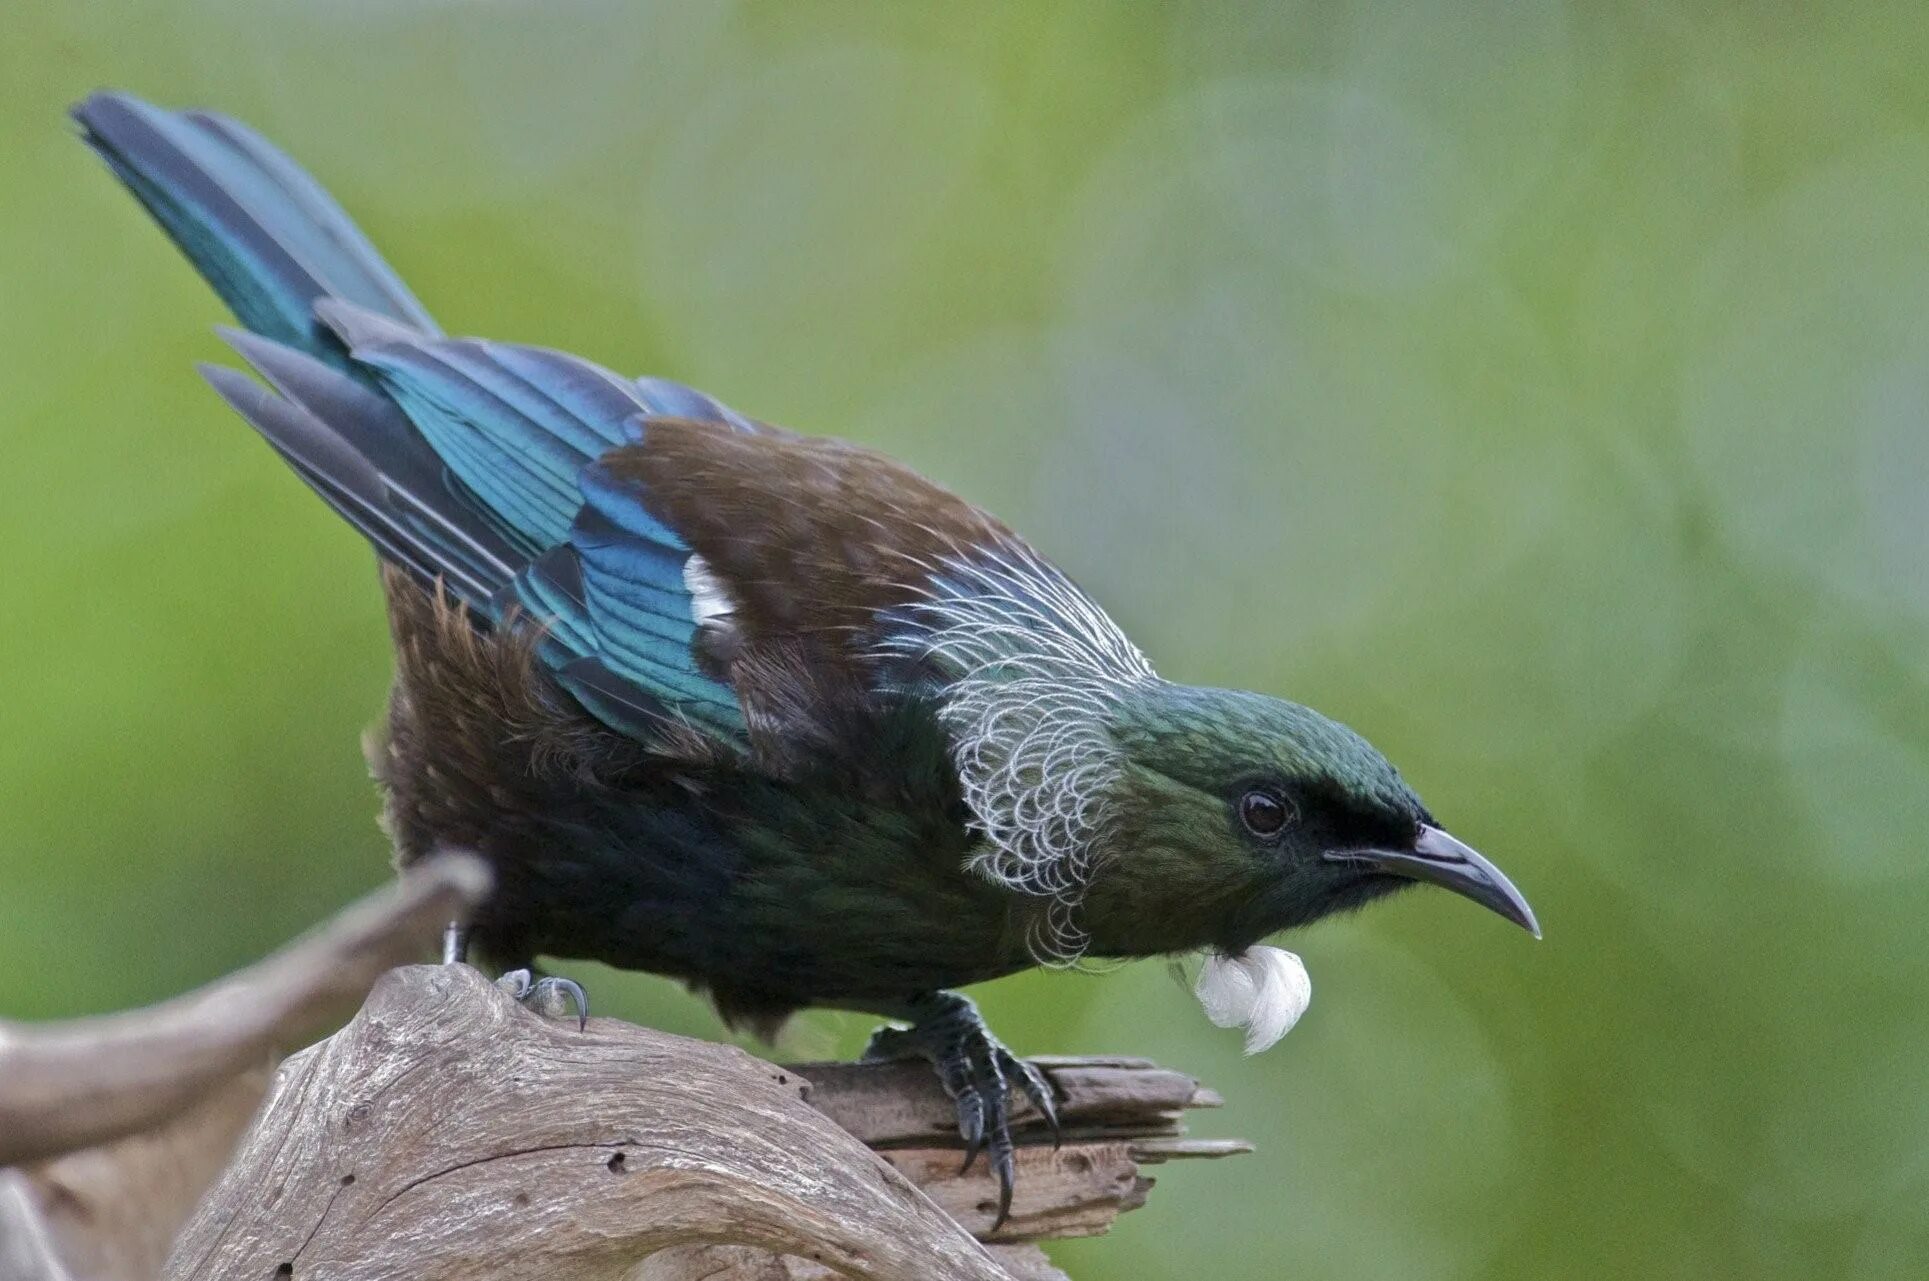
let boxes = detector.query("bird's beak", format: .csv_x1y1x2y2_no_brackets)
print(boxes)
1327,826,1540,938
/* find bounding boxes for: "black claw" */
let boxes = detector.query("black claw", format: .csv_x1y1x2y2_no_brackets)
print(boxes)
985,1096,1017,1230
535,976,591,1031
499,969,590,1030
1014,1058,1061,1149
863,992,1041,1229
991,1145,1016,1232
956,1085,986,1172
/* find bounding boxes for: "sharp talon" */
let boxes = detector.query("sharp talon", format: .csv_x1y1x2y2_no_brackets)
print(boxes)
1015,1058,1060,1148
957,1092,986,1173
987,1101,1016,1230
498,970,590,1028
866,992,1039,1216
956,1088,985,1145
535,976,591,1030
991,1158,1015,1232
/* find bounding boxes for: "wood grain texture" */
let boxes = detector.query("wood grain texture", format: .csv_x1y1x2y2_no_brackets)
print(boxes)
0,851,490,1167
795,1056,1221,1148
162,965,1248,1280
626,1243,1067,1281
163,965,1012,1281
788,1055,1242,1245
0,1069,270,1281
0,854,490,1281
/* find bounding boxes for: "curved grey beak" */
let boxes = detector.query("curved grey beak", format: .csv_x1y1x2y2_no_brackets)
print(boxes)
1326,826,1540,938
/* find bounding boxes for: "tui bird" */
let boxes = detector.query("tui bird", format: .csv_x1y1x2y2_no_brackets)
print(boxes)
73,91,1537,1220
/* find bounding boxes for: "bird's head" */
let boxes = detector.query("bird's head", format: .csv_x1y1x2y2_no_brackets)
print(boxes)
1076,682,1538,958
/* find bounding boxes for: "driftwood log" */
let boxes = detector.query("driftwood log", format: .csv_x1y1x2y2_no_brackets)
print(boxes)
0,853,491,1168
0,853,493,1281
1,859,1246,1281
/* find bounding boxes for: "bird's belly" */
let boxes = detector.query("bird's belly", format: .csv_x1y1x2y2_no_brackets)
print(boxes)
475,782,1024,1013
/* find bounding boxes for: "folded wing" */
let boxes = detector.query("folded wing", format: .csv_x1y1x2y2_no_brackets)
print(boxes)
81,91,1149,784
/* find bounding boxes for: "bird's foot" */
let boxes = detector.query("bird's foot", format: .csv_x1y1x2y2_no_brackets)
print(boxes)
864,991,1058,1230
495,968,590,1031
438,920,588,1030
439,919,589,1031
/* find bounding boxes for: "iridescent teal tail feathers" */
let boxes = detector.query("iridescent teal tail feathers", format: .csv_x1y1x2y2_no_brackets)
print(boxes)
73,92,437,362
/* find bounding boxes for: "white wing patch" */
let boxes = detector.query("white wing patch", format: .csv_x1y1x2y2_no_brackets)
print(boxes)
1195,946,1312,1053
682,552,735,626
879,545,1156,963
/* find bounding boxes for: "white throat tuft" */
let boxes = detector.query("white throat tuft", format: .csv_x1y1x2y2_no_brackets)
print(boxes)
1194,946,1311,1054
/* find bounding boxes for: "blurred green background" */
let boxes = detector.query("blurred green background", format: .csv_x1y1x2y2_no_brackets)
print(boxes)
3,2,1926,1276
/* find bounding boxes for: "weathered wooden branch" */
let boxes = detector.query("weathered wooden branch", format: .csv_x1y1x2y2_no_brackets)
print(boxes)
168,966,1245,1281
0,1068,272,1281
0,852,491,1166
798,1056,1243,1243
1,854,1246,1281
0,853,492,1281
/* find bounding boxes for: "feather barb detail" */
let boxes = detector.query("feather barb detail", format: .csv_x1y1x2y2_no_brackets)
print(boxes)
876,544,1155,964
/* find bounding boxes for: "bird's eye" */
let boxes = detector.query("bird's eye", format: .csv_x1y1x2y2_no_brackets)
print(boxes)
1238,788,1293,839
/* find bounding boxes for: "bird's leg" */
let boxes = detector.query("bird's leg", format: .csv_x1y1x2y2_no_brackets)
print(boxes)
863,991,1058,1230
440,918,588,1031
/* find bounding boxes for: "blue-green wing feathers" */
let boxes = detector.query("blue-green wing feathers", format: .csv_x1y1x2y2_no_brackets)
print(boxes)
82,90,750,744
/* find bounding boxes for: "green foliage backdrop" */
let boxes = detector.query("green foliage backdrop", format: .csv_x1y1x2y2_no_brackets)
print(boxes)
3,3,1925,1276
